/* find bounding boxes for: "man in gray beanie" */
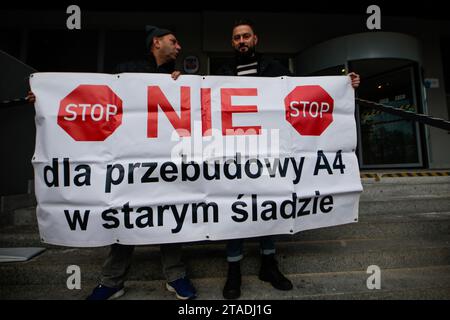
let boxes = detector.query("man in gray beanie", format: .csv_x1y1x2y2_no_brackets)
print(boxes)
87,25,196,301
145,25,172,49
112,25,182,77
26,25,183,101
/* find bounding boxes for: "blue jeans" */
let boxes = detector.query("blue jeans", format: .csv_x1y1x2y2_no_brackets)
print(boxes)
226,236,276,262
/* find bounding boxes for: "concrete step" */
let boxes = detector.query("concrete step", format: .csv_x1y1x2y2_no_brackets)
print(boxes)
359,195,450,215
0,193,36,226
360,180,450,200
1,236,449,285
0,193,36,213
285,211,450,241
11,207,37,226
2,211,449,247
1,265,449,300
361,175,450,185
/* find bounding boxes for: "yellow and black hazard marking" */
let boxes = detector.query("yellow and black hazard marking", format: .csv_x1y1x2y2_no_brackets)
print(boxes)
360,173,381,181
381,171,450,178
360,171,450,181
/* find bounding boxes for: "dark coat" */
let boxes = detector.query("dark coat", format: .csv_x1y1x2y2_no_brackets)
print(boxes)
113,55,175,74
215,53,292,77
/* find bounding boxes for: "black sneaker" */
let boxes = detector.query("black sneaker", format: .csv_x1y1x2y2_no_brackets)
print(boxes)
86,284,125,300
166,277,197,300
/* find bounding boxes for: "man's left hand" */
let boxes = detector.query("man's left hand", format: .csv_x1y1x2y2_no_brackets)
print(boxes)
348,72,360,89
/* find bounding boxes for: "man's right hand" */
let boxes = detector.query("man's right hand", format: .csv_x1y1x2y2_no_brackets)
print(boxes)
26,91,36,103
171,71,181,80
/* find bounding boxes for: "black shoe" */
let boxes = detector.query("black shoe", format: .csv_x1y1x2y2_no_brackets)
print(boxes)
223,261,241,299
259,254,293,291
86,284,125,300
166,276,197,300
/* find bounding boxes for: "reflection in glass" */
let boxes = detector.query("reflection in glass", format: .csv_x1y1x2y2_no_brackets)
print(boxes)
358,67,420,166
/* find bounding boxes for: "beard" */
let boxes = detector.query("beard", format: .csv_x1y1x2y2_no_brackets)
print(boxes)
234,44,256,61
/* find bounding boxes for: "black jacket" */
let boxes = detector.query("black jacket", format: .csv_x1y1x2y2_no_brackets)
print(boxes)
215,53,292,77
113,55,175,74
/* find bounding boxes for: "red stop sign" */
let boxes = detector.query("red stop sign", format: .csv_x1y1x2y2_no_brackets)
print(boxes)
58,85,123,141
284,85,334,136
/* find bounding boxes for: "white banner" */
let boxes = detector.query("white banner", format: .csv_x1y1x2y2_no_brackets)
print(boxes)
30,73,362,247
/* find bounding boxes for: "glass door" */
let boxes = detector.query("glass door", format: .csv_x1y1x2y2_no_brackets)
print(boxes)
354,63,424,168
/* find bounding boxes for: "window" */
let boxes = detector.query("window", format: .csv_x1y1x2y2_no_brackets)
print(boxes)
440,37,450,117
